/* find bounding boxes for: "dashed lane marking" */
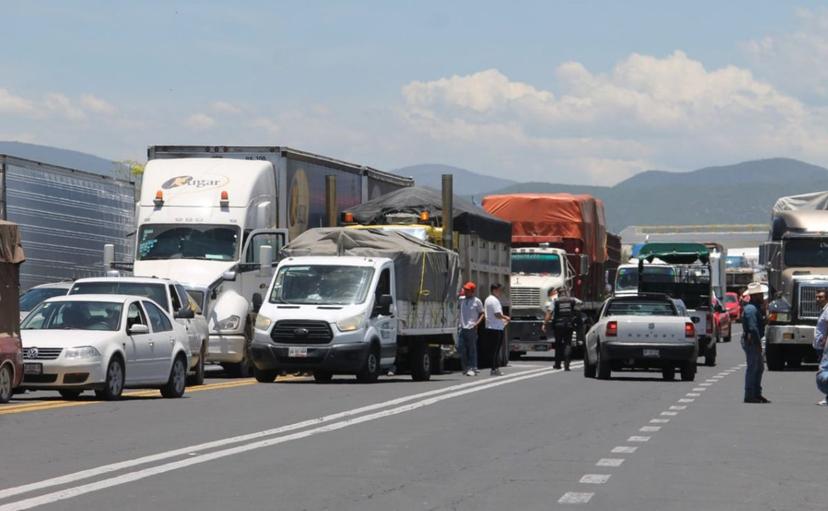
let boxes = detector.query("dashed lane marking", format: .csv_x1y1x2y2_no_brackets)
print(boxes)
677,398,695,403
669,405,687,410
660,411,678,416
640,426,660,432
559,492,594,504
580,474,611,484
686,393,701,397
596,458,624,467
611,446,637,454
627,436,650,442
650,418,669,424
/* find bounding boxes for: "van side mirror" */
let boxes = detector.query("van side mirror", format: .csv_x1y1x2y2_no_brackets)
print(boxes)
128,324,149,335
174,309,195,320
252,293,263,314
375,294,393,315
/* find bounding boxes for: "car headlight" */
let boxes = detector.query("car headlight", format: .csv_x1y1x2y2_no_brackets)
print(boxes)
336,313,365,332
64,346,102,360
255,314,272,331
216,315,241,331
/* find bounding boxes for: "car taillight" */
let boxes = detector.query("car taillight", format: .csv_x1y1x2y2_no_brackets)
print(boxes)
606,321,618,337
706,313,712,334
685,322,695,338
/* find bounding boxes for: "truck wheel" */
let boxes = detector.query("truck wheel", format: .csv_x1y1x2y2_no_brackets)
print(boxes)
509,351,525,361
596,347,611,380
253,367,278,383
766,345,784,371
705,342,717,367
583,352,596,378
662,365,676,381
187,343,206,386
429,347,445,376
411,343,432,381
313,371,333,383
680,361,696,381
356,345,380,383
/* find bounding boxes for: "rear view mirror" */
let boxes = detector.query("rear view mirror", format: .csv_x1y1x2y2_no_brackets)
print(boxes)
174,309,195,320
128,324,149,335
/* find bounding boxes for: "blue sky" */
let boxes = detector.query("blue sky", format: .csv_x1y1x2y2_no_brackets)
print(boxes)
2,1,827,184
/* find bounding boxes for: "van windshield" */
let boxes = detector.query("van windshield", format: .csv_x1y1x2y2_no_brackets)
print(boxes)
137,224,240,262
511,253,562,275
270,265,375,305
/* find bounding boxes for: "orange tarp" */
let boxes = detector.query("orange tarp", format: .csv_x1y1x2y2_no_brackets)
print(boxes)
482,193,607,263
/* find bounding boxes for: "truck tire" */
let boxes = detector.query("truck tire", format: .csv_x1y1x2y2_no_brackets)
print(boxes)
356,345,380,383
429,347,445,376
662,366,676,381
766,345,785,371
680,361,696,381
596,347,611,380
705,342,717,367
313,371,333,383
253,367,278,383
411,343,432,381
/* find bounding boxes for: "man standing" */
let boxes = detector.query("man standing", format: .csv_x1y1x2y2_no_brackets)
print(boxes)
485,283,510,376
458,282,484,377
742,283,769,403
812,289,828,405
552,293,578,371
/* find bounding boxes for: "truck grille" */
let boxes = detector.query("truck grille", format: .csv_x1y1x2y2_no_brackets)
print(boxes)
271,320,333,344
23,347,62,360
798,283,828,320
511,287,541,308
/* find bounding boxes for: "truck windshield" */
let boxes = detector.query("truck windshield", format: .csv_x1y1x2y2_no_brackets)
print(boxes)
511,253,562,275
784,238,828,267
726,256,750,269
270,265,375,305
137,224,240,262
616,266,675,292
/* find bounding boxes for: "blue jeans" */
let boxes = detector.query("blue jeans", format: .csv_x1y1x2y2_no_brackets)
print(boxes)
816,350,828,396
458,328,478,371
742,339,764,400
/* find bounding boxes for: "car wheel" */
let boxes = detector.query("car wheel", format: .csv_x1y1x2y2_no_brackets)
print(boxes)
313,371,333,383
583,351,597,378
95,357,124,401
59,389,83,400
596,346,611,380
253,366,278,383
357,345,380,383
705,342,717,367
161,355,187,398
662,365,676,381
0,364,12,404
187,344,206,386
680,361,696,381
410,343,432,381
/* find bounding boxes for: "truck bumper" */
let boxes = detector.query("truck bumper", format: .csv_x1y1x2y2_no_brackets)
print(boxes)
249,341,369,373
507,320,550,352
766,325,815,345
207,334,246,364
602,342,697,366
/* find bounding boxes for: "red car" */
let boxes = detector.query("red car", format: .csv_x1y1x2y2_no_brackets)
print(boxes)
713,296,732,343
0,334,23,403
0,220,25,404
724,292,741,321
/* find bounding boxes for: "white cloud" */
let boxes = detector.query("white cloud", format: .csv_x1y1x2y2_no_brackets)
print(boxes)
251,117,280,136
184,113,216,130
210,101,243,114
80,94,117,115
0,89,36,115
44,93,86,120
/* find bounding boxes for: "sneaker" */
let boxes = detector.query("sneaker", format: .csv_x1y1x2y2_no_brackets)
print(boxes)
491,369,504,376
818,399,828,406
758,396,771,403
465,369,476,377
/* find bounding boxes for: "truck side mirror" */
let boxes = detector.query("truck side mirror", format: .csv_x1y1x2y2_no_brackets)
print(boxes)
375,294,393,315
258,245,274,273
222,271,237,282
579,254,590,276
252,293,263,314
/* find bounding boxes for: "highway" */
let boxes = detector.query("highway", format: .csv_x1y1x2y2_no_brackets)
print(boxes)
1,326,824,511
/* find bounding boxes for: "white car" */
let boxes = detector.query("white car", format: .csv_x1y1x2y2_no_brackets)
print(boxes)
18,281,73,321
20,295,191,400
69,277,209,385
583,293,699,381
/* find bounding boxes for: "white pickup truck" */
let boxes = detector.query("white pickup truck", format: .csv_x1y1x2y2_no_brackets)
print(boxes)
69,277,210,385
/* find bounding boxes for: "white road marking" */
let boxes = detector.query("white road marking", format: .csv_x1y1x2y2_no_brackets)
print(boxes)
580,474,611,484
660,411,678,416
705,379,718,382
559,492,594,504
699,383,713,386
640,426,661,432
0,365,576,511
611,446,637,454
686,393,701,397
596,458,624,467
692,387,706,391
678,398,695,403
628,436,650,442
669,405,687,410
650,418,669,424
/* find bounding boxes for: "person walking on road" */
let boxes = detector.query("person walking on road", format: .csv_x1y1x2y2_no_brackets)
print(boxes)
742,283,770,403
811,289,828,405
552,293,578,371
485,283,510,376
458,281,484,377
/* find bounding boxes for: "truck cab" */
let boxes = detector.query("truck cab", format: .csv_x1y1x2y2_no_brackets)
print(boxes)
133,158,286,377
613,261,677,297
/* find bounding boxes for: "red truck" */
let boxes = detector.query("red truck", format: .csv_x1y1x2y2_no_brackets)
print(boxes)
482,194,621,355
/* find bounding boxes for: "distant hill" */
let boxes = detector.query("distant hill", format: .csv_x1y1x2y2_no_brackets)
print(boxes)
394,163,516,197
0,141,128,179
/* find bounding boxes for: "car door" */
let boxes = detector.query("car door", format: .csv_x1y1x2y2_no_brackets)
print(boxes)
142,300,176,380
123,301,154,383
240,229,288,312
168,283,197,354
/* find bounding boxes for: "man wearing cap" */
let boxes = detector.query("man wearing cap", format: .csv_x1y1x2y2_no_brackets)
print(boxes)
811,289,828,405
458,282,484,376
742,283,770,403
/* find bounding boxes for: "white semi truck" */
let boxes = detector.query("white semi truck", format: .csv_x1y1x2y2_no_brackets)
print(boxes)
123,146,412,376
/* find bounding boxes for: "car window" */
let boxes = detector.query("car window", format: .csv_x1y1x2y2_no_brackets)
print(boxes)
71,282,170,311
126,302,148,332
21,301,122,331
175,284,202,314
143,301,173,332
606,300,677,316
168,284,182,312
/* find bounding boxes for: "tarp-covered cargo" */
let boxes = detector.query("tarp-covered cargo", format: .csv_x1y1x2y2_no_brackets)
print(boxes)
772,191,828,214
345,186,512,244
481,193,608,263
0,220,24,338
280,228,460,331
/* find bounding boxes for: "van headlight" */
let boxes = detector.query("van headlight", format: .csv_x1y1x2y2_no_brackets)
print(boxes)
216,315,241,331
336,313,365,332
64,346,102,360
255,314,273,331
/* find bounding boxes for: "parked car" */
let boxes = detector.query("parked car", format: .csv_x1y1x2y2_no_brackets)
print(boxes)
0,334,23,403
724,292,741,321
19,282,72,321
69,277,209,385
583,293,698,381
713,296,732,343
20,295,191,400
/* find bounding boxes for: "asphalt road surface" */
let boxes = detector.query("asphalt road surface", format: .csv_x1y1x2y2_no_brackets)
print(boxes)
2,327,826,511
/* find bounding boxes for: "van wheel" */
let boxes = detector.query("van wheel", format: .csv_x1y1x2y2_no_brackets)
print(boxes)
0,365,13,403
411,343,432,381
596,347,611,380
705,342,717,367
187,344,206,386
356,346,380,383
95,357,124,401
161,355,187,398
680,361,696,381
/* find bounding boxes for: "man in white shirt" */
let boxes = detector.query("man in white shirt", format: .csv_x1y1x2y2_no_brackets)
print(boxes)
484,283,510,376
458,281,484,376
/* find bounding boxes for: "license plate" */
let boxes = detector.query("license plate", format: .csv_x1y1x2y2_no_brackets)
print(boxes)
24,363,42,375
643,349,660,358
288,347,308,358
